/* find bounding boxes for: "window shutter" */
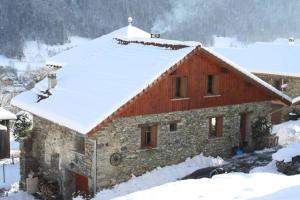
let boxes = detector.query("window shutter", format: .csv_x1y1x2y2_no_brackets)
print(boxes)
213,75,220,94
151,126,157,147
172,77,177,98
141,127,146,147
180,76,188,97
216,116,223,137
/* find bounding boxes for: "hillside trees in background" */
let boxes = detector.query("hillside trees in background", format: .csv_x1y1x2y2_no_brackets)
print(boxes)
1,0,300,58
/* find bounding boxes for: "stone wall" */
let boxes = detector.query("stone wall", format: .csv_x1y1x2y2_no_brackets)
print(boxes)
254,73,300,121
276,156,300,175
93,101,271,190
20,101,272,197
254,73,300,98
20,116,95,199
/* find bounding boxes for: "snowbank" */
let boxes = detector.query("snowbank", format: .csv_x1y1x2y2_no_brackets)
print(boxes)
79,154,223,200
272,141,300,163
110,173,300,200
0,158,20,189
272,120,300,145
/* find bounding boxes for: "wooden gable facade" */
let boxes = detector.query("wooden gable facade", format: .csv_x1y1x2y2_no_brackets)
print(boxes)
87,46,288,136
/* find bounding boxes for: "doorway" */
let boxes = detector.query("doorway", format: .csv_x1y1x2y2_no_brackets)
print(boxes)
240,113,248,147
75,174,89,197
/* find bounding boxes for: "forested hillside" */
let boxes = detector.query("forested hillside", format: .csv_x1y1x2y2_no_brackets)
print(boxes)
1,0,300,58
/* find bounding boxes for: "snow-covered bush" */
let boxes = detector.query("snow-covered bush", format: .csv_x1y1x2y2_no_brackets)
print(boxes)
13,111,33,141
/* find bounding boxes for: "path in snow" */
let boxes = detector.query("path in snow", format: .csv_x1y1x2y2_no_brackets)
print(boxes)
183,149,277,179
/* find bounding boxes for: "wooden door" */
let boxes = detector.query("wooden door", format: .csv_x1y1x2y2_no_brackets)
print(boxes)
240,113,247,147
271,103,283,124
75,174,89,196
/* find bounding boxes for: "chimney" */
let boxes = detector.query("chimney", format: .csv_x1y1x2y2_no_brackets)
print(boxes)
128,17,133,26
48,72,57,89
151,33,161,38
289,37,295,46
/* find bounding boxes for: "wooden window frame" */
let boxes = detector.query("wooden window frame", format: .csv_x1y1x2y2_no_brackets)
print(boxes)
208,116,223,138
171,75,188,99
140,125,158,149
206,74,220,96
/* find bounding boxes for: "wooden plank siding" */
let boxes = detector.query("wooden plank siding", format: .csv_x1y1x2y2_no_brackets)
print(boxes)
87,48,281,136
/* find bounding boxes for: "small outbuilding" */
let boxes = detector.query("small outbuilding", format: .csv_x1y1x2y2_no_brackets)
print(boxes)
0,107,17,159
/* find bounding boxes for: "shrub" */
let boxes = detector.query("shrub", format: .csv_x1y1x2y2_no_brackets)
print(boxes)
13,111,33,141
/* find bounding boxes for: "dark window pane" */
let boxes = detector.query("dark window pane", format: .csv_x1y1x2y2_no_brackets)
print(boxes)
175,77,181,97
170,123,177,132
207,75,214,94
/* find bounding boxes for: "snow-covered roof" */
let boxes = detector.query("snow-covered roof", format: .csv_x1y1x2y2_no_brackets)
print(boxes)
0,124,7,131
11,25,291,135
0,107,17,120
11,25,197,134
292,97,300,105
212,39,300,77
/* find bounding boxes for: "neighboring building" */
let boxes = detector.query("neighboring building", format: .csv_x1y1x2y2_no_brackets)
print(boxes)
0,107,17,159
11,21,291,199
213,39,300,123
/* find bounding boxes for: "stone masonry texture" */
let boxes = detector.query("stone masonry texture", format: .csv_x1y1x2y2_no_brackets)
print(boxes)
21,101,271,198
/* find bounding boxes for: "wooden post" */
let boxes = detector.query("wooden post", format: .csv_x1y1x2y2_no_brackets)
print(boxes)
0,120,10,159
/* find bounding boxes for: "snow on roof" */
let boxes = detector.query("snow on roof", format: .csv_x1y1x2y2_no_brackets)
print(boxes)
292,96,300,105
0,124,7,131
202,47,292,104
11,25,291,135
0,107,17,120
212,39,300,77
11,25,196,134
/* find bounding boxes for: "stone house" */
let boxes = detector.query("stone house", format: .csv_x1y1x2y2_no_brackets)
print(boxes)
11,22,291,199
254,73,300,123
213,40,300,123
0,107,16,159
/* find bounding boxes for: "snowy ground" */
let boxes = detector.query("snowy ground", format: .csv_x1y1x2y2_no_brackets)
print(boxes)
0,134,24,199
212,37,300,76
272,120,300,146
88,155,223,200
0,37,90,72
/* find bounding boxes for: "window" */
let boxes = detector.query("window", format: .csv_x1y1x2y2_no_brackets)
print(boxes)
209,116,223,138
75,136,85,154
141,125,157,148
206,75,219,95
274,80,281,90
51,153,60,169
172,76,188,98
169,123,177,132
